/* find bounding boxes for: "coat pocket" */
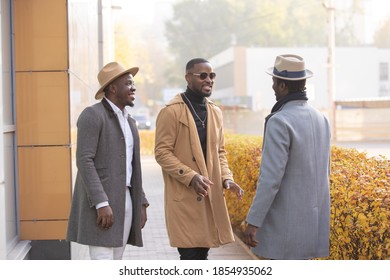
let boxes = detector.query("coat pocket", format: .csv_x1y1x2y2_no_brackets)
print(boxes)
96,167,108,182
173,182,184,202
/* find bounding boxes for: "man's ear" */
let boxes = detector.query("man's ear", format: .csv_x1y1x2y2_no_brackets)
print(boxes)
184,73,191,84
279,81,288,93
108,83,116,93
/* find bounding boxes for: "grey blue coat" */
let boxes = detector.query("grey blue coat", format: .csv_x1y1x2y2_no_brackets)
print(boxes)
66,99,148,247
246,100,331,259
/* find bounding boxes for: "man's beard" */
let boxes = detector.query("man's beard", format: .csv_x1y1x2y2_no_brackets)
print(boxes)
203,91,212,97
194,88,212,98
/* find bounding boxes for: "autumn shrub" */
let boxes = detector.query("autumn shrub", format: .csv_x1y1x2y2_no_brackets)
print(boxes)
224,134,262,228
328,146,389,259
139,130,155,155
141,131,389,259
224,134,390,260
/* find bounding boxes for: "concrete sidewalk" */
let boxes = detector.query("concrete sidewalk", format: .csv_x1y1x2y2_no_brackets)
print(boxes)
70,155,257,260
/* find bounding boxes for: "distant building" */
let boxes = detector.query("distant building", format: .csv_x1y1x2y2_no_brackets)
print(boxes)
209,46,390,112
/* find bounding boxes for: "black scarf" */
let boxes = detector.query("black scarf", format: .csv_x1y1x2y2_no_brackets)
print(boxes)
271,92,308,113
182,87,207,161
262,92,308,144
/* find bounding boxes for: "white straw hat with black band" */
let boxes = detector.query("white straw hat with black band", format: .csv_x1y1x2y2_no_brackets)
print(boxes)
266,54,313,81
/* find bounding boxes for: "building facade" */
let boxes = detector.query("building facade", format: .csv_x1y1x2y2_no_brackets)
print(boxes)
0,0,115,260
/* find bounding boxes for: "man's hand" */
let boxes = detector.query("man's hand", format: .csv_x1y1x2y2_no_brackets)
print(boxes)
224,179,244,200
244,223,259,247
97,205,114,230
141,204,148,229
190,174,213,197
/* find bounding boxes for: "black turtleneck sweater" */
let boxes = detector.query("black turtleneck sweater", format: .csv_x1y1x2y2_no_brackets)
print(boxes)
181,87,207,161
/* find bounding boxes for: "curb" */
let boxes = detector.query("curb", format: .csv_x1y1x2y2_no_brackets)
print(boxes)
233,233,261,260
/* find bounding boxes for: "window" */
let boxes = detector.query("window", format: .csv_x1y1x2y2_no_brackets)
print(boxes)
379,62,389,81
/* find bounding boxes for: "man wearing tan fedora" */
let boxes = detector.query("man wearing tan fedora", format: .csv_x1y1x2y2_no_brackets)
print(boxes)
244,54,331,259
67,62,149,260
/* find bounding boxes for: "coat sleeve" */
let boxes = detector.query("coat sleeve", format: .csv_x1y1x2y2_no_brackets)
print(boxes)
154,106,197,187
76,107,109,207
246,115,290,228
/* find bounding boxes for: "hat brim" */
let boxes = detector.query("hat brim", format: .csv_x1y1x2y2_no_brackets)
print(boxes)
95,67,139,100
265,67,313,81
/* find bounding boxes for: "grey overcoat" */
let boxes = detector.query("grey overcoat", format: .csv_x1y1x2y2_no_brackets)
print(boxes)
246,100,331,259
66,99,148,247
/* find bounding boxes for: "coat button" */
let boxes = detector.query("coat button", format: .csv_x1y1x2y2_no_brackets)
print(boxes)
178,169,184,175
197,197,202,201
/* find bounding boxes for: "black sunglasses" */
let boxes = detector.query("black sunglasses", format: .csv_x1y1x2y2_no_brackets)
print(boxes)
188,72,216,80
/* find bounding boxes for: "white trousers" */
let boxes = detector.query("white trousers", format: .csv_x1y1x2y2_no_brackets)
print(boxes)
89,188,133,260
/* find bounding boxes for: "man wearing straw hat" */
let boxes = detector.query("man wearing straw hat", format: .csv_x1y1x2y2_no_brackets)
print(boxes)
244,54,331,259
67,62,149,260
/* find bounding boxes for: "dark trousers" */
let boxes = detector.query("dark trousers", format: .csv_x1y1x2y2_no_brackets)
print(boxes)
177,247,210,260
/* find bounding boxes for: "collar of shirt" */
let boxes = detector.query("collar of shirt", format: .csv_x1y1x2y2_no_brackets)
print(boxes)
104,97,129,119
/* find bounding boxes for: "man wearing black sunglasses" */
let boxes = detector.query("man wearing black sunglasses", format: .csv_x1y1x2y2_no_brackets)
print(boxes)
155,58,244,260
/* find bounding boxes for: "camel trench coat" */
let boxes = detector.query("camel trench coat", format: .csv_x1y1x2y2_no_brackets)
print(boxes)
155,94,235,248
66,99,148,248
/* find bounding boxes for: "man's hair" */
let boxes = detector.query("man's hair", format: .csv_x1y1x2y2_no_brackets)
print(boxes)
186,58,209,72
276,78,306,93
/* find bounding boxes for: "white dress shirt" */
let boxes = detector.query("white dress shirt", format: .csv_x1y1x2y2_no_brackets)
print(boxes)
96,98,134,209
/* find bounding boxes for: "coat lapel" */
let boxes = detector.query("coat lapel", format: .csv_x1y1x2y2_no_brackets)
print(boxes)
205,102,215,178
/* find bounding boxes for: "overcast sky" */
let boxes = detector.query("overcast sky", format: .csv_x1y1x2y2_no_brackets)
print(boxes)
117,0,390,44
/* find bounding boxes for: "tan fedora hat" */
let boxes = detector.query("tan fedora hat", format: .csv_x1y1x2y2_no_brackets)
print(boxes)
266,54,313,81
95,62,139,100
